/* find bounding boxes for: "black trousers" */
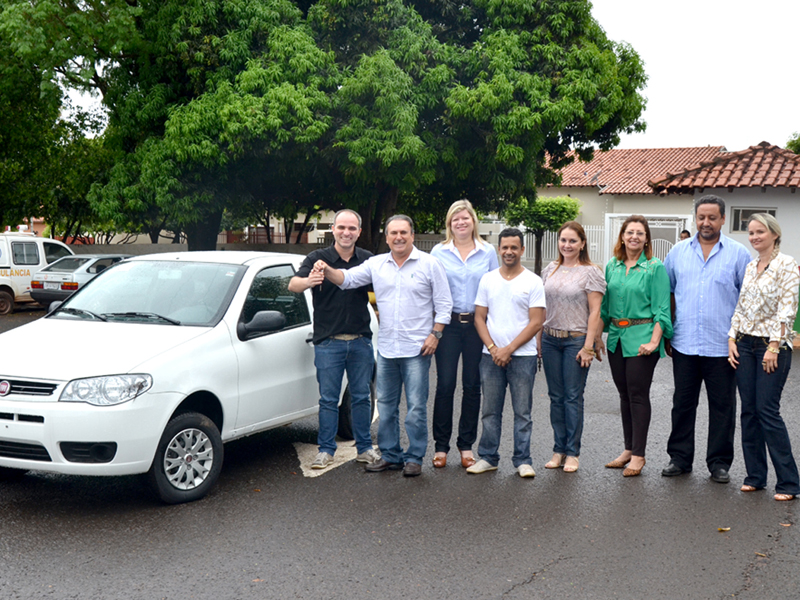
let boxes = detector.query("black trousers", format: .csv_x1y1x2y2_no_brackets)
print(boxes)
608,346,659,457
432,320,483,453
666,349,737,472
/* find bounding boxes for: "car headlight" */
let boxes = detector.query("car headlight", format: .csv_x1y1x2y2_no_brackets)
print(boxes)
60,375,153,406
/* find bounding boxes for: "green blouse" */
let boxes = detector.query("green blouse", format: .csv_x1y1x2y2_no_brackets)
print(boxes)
601,253,673,358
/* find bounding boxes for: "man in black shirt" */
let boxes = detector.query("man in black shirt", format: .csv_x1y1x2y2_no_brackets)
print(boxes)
289,209,378,469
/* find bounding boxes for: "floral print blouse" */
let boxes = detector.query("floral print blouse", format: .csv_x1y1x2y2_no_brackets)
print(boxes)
728,252,799,346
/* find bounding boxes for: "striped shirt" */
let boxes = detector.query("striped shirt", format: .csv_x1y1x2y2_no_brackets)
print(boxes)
664,233,750,357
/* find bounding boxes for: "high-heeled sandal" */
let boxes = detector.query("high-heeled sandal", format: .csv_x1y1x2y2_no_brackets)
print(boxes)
459,450,476,468
563,456,579,473
545,453,565,469
605,455,631,469
432,453,447,468
741,485,762,492
623,457,646,477
775,493,796,501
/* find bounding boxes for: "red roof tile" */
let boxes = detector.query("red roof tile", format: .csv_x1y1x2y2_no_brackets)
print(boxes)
650,142,800,193
552,146,726,195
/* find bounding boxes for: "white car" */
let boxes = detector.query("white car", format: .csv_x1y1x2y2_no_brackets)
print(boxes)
30,253,132,307
0,251,378,503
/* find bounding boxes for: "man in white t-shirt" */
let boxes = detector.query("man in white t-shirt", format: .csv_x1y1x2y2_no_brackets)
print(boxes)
468,228,546,478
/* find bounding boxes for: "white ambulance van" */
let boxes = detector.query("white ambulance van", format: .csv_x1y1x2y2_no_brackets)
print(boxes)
0,232,74,314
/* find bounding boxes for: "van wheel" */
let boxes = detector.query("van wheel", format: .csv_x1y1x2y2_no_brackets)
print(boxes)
147,412,223,504
0,291,14,315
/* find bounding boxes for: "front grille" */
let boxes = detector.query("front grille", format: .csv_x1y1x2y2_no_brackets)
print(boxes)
0,440,51,461
1,379,58,397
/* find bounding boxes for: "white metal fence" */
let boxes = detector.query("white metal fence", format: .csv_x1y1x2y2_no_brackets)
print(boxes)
524,226,605,265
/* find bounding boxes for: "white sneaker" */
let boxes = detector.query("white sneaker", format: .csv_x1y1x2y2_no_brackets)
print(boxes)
466,459,498,474
356,448,381,464
311,452,334,469
517,464,536,478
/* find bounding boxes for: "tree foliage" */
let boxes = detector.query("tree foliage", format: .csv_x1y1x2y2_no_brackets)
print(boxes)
503,195,581,273
788,132,800,154
0,0,647,251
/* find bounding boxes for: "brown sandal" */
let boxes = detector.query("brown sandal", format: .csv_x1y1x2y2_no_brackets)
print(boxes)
432,453,447,468
741,485,761,492
460,451,476,468
775,493,796,501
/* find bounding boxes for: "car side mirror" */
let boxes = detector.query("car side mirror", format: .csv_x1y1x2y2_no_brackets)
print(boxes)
237,310,287,341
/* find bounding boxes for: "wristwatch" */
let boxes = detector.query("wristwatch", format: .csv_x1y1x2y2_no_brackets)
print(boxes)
430,330,443,340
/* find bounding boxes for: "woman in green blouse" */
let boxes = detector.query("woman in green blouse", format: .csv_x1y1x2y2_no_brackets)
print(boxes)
601,215,673,477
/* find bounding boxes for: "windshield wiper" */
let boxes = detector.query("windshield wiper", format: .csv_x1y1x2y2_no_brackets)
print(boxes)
104,312,181,325
57,307,108,321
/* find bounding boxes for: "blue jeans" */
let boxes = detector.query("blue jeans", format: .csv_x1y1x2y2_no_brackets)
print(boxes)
541,333,589,457
314,337,375,455
376,353,431,465
735,335,800,494
477,354,537,468
432,320,483,452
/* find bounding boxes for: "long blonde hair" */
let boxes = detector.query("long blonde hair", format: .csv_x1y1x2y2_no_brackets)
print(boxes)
443,200,482,245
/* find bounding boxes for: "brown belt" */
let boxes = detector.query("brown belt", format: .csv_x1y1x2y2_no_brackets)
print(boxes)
543,326,585,338
331,334,362,341
452,312,474,324
611,318,654,328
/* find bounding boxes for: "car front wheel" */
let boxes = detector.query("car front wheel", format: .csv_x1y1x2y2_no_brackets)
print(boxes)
148,412,223,504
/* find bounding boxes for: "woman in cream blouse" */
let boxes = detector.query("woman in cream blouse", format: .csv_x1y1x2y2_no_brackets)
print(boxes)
728,213,800,501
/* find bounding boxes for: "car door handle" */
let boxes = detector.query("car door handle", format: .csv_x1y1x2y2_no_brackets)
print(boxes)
305,334,314,344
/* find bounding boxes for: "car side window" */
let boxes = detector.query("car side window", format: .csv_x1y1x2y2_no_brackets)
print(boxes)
11,242,38,265
241,265,310,328
44,242,72,264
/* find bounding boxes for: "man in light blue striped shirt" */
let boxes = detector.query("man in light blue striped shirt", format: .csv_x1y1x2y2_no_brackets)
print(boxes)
661,195,751,483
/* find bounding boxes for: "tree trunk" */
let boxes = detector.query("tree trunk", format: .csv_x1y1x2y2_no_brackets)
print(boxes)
295,211,314,244
185,209,223,251
363,184,399,253
534,230,543,275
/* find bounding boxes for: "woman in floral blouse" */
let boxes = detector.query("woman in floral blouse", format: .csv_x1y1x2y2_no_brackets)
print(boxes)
728,213,800,501
601,215,672,477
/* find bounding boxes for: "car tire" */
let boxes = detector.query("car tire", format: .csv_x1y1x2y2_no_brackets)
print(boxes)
336,378,377,441
0,290,14,315
0,467,28,481
147,412,223,505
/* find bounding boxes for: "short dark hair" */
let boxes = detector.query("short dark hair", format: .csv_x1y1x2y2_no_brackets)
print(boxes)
334,209,362,228
680,229,691,236
694,194,725,217
498,227,524,247
384,214,414,234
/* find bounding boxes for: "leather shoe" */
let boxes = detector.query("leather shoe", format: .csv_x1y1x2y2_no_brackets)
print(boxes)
710,467,730,483
432,453,447,468
661,462,688,477
460,452,476,468
403,462,422,477
365,458,404,472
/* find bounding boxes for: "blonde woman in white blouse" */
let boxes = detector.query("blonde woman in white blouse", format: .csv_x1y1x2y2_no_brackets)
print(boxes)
727,213,800,501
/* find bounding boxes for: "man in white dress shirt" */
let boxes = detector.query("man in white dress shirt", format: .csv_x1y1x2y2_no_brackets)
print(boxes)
316,215,452,476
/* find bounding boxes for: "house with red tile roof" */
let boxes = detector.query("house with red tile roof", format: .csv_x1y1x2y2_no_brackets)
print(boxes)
650,142,800,260
537,142,800,263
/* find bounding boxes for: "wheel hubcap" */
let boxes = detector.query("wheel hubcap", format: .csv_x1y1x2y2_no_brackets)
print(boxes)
163,428,214,490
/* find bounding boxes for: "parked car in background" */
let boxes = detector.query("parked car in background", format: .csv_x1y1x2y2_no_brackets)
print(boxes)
0,251,378,504
30,254,131,307
0,232,74,314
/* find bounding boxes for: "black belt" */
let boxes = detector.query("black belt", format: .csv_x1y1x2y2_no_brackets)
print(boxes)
452,312,474,324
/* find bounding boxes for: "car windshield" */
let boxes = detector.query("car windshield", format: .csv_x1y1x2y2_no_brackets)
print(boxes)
52,260,247,326
40,257,92,272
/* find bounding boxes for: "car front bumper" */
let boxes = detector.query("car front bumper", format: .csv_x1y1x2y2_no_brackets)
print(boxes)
0,391,179,476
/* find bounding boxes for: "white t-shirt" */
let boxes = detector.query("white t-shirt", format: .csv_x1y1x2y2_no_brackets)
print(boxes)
475,268,546,356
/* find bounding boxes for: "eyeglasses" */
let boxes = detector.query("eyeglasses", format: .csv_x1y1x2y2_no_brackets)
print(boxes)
624,231,646,237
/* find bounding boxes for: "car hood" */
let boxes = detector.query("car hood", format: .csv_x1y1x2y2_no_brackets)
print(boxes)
0,317,216,381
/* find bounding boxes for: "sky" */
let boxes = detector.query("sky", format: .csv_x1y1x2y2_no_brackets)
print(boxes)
589,0,799,152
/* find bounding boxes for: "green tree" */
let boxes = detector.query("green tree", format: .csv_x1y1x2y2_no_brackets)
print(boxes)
503,195,581,274
788,133,800,154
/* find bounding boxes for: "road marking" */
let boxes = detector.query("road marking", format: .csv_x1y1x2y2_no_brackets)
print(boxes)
294,440,360,478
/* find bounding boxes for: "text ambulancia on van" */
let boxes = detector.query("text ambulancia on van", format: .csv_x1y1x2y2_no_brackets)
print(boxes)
0,232,74,314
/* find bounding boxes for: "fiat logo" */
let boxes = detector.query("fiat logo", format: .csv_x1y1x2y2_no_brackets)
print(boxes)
0,381,10,396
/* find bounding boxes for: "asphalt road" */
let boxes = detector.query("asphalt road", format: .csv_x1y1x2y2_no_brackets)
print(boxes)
1,307,799,599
